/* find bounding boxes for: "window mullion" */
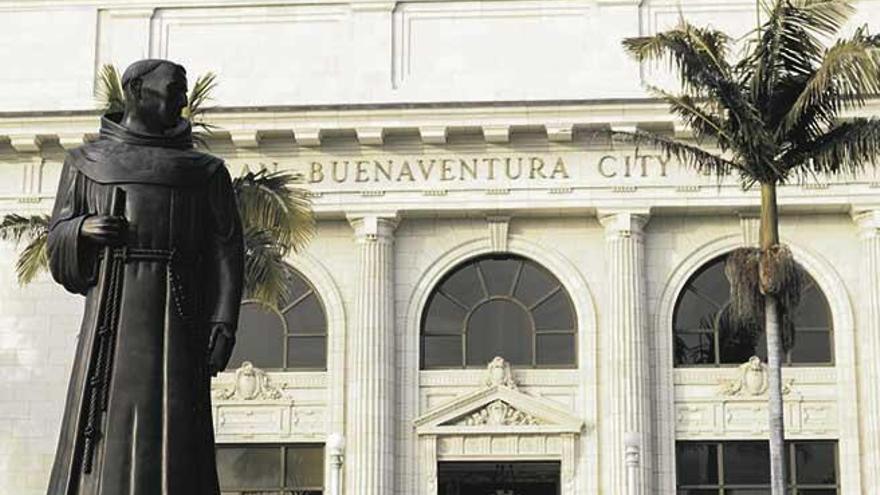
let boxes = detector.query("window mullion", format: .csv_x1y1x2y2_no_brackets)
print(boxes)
280,446,287,492
509,260,524,296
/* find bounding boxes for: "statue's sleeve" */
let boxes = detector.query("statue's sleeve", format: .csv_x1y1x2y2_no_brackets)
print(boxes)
47,157,97,295
205,164,245,330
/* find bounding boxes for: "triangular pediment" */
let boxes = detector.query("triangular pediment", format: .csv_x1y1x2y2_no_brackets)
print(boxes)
414,385,584,435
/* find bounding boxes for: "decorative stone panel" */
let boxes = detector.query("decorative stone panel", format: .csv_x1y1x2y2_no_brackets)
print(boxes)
673,360,839,439
210,363,329,442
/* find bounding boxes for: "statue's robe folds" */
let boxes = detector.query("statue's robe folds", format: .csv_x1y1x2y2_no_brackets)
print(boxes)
46,115,244,495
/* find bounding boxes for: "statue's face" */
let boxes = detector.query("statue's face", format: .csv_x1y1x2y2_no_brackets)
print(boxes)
136,64,188,130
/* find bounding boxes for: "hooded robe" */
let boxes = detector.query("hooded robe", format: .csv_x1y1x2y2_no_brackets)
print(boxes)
46,114,244,495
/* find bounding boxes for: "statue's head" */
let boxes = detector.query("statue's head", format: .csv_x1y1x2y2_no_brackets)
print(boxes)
121,59,188,133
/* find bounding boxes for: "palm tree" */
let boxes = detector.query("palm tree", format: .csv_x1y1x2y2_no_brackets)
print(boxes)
2,66,314,309
620,1,880,492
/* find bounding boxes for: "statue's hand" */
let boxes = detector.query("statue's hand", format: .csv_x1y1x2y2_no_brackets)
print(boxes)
208,323,236,376
80,215,128,246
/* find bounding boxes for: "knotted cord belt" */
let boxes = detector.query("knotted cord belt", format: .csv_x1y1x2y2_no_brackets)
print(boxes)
81,247,194,473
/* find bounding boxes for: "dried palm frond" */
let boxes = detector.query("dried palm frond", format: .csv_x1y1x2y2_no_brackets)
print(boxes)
724,247,764,326
759,245,803,303
780,313,796,353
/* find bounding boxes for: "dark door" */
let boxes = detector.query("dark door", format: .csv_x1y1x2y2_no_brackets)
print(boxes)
438,461,560,495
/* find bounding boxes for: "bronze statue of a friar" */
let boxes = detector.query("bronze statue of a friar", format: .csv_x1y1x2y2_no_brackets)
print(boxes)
46,59,244,494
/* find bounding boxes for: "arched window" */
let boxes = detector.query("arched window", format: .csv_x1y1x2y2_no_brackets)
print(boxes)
421,254,577,369
228,270,327,371
673,254,833,366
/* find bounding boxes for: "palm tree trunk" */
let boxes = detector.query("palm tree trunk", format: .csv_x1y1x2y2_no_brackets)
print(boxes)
761,181,787,495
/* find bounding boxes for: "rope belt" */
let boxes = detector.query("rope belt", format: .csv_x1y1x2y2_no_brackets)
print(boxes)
99,247,196,264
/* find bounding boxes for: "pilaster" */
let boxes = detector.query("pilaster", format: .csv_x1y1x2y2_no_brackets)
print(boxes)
597,209,651,495
853,208,880,493
738,212,761,247
345,212,399,495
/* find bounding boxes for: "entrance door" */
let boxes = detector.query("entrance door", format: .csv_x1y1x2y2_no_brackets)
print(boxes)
438,461,560,495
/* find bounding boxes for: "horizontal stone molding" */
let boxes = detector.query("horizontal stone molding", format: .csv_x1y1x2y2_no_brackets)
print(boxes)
212,370,328,390
6,99,880,152
419,369,581,387
673,367,836,386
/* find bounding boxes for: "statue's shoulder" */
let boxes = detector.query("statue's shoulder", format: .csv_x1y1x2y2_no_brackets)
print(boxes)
185,148,225,175
181,149,227,186
65,139,105,161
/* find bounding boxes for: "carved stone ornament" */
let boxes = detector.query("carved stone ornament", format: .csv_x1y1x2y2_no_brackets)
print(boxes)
455,400,542,426
718,356,793,397
485,356,518,389
212,361,283,400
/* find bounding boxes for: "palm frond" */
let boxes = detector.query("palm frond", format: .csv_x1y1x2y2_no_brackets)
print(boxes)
623,22,769,158
781,117,880,178
744,0,854,148
242,226,296,308
16,235,48,286
233,169,314,255
184,72,218,149
0,214,50,243
780,26,880,134
95,64,125,114
648,86,733,145
611,129,741,179
0,214,50,285
184,72,217,130
749,0,854,80
623,21,733,95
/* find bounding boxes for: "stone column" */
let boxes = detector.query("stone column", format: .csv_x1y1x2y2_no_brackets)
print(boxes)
598,210,651,495
346,213,399,495
624,432,642,495
854,209,880,493
326,433,345,495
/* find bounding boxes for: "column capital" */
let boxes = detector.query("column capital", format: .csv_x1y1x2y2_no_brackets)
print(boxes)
852,207,880,237
597,209,650,238
347,212,399,241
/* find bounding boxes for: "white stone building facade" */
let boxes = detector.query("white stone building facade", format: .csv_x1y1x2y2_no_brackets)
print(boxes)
0,1,879,494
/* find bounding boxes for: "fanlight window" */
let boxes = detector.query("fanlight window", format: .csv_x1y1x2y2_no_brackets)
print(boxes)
228,270,327,371
421,254,577,369
673,254,833,366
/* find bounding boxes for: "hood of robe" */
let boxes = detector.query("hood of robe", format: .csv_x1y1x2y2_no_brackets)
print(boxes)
66,113,223,187
99,112,195,150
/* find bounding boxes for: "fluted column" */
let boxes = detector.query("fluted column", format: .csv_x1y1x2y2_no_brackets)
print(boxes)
598,210,651,495
346,213,399,495
854,209,880,493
